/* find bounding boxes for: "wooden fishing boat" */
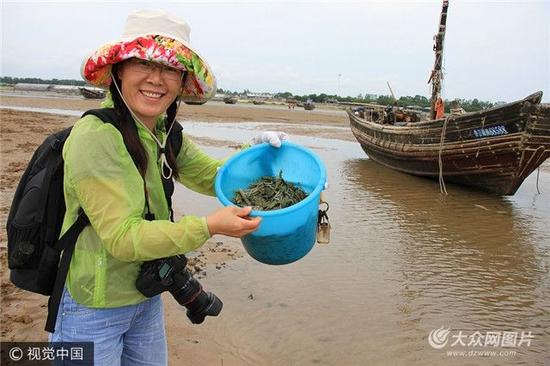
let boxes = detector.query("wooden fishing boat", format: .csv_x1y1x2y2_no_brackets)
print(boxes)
348,1,550,195
79,87,104,99
349,92,550,195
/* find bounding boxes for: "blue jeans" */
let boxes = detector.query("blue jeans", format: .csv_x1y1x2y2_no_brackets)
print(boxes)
49,288,167,365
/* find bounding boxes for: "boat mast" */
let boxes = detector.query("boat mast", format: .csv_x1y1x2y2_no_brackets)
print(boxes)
429,0,449,119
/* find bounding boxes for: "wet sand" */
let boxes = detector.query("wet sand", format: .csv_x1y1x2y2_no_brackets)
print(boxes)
2,94,549,366
0,95,350,360
0,94,349,126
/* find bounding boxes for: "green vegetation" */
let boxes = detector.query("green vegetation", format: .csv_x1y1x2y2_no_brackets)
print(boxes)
0,76,86,86
233,172,308,211
218,87,495,113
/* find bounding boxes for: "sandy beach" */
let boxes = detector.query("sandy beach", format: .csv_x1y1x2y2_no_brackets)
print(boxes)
0,94,351,362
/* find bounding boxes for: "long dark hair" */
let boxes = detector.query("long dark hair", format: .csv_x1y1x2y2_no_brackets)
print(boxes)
109,63,180,179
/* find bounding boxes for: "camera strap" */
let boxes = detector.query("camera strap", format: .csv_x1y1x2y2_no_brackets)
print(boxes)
143,116,183,222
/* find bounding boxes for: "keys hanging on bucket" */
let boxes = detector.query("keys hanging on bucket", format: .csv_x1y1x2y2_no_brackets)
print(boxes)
317,200,331,244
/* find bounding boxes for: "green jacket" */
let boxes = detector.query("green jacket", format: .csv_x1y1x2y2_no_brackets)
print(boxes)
61,102,223,307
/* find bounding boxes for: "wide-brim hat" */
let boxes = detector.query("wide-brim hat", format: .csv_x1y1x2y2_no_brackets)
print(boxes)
81,10,216,103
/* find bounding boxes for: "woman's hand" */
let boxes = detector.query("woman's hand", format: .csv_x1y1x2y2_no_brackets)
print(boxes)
250,131,288,148
206,206,261,237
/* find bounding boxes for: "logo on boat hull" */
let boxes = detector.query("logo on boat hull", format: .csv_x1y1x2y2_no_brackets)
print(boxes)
473,125,508,138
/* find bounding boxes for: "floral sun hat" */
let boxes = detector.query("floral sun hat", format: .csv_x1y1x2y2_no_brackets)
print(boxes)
81,9,216,103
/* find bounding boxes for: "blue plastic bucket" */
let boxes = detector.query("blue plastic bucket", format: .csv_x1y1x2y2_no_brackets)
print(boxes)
215,141,326,265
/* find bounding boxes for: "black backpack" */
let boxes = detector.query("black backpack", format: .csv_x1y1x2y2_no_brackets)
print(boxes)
6,108,183,333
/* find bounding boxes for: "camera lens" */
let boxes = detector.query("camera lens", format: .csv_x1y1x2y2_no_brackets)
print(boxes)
136,256,223,324
170,272,223,324
185,289,223,324
169,270,198,304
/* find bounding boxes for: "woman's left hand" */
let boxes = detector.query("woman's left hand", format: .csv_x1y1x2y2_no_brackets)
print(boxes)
206,206,261,237
251,131,288,148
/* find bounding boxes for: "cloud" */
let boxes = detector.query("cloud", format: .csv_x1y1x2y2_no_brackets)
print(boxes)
2,1,548,102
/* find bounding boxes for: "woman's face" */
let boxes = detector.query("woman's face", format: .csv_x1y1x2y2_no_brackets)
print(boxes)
117,58,183,126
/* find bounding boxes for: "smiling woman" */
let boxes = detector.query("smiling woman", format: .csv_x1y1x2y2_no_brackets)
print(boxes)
45,9,287,366
116,58,184,129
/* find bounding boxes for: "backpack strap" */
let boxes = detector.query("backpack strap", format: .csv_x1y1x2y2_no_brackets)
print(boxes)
163,118,183,221
45,210,89,333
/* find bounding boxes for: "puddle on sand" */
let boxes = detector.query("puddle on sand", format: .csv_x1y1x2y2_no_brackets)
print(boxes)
0,105,83,116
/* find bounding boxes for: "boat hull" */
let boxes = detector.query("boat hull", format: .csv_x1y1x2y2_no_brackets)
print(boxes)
348,92,550,195
79,87,104,99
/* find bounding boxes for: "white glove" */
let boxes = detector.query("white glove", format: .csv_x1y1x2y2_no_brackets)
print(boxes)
251,131,288,148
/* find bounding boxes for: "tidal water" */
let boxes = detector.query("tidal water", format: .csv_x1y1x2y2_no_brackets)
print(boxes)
173,121,550,366
3,104,547,364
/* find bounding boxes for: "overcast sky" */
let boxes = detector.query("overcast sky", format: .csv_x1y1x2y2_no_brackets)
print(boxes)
2,0,549,102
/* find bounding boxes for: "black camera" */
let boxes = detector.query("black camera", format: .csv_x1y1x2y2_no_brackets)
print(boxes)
136,255,222,324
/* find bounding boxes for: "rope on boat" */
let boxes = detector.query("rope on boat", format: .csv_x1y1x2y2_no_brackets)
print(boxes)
537,166,540,194
438,116,450,195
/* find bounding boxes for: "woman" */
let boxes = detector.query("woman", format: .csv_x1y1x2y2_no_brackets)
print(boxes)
51,10,286,365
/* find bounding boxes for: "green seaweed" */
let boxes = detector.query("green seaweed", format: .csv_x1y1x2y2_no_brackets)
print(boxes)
233,171,308,211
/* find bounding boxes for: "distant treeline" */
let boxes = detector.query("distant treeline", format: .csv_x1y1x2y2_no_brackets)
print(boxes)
369,94,495,113
219,88,495,113
1,77,494,113
0,76,86,86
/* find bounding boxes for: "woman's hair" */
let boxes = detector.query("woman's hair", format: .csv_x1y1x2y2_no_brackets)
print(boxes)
109,62,180,179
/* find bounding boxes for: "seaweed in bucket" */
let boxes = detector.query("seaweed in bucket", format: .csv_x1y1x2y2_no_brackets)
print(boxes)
233,171,308,210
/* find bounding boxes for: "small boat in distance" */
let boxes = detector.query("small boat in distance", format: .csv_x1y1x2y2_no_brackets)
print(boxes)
347,0,550,195
303,100,315,110
78,87,105,99
184,100,207,105
224,96,238,104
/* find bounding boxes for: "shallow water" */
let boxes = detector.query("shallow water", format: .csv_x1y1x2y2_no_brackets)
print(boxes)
173,122,550,365
0,104,84,116
4,105,548,364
